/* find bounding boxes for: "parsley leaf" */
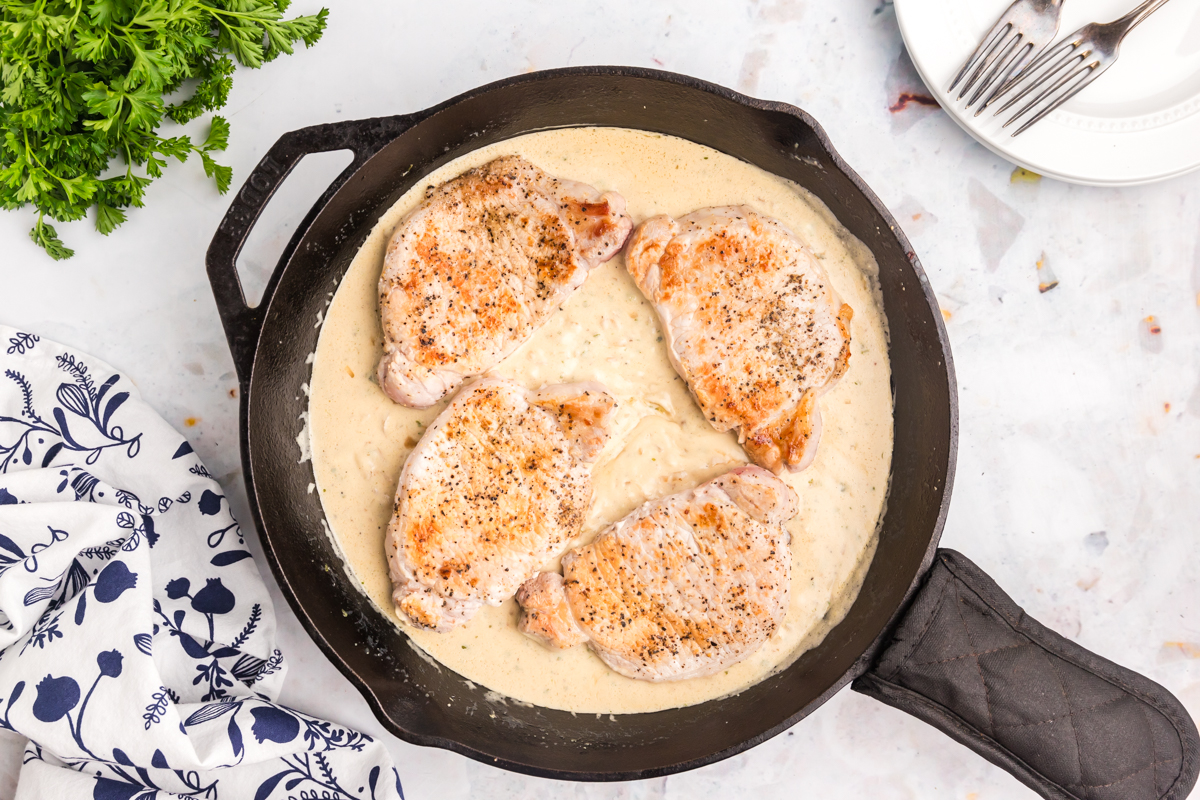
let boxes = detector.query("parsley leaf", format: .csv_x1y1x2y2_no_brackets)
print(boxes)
30,213,73,260
1,0,329,259
94,201,125,235
200,150,231,194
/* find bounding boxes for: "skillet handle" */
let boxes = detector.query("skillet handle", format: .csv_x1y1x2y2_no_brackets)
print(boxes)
854,549,1198,800
206,115,417,386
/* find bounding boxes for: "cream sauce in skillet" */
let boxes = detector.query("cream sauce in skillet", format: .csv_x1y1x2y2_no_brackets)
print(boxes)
307,127,893,714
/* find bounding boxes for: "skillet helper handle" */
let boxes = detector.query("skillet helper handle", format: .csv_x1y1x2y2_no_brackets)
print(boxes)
854,550,1199,800
206,115,415,385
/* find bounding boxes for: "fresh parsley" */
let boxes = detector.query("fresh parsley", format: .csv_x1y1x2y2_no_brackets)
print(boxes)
1,0,329,259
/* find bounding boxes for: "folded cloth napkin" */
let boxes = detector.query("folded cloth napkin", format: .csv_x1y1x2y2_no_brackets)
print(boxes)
0,326,402,800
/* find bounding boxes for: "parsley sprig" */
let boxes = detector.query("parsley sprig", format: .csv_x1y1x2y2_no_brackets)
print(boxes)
1,0,328,259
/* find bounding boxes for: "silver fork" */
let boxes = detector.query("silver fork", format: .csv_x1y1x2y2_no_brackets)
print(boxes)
988,0,1175,136
949,0,1066,110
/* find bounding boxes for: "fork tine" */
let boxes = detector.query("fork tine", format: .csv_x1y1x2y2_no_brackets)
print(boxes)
964,32,1022,104
991,40,1084,116
979,37,1050,112
950,21,1012,94
958,26,1021,100
1003,58,1093,128
1003,57,1090,126
986,36,1081,112
1010,64,1104,136
968,35,1029,107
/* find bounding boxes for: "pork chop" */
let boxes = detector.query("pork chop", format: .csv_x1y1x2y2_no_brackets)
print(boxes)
516,465,796,681
625,206,853,473
377,156,634,407
387,377,616,631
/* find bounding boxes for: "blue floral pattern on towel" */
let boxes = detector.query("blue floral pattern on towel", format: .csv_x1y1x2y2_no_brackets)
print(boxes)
0,326,402,800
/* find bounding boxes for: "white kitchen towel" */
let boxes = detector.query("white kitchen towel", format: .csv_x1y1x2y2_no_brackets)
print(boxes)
0,326,403,800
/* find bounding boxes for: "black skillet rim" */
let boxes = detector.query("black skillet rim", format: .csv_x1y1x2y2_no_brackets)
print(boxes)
232,65,958,781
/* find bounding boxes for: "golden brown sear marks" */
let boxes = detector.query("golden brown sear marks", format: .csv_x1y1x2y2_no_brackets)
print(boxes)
625,206,853,473
377,156,633,408
387,377,616,631
515,572,589,650
516,465,797,681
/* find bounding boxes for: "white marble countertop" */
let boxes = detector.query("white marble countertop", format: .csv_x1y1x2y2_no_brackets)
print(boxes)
2,1,1197,798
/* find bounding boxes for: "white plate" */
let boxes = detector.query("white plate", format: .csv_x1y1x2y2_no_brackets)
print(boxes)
894,0,1200,185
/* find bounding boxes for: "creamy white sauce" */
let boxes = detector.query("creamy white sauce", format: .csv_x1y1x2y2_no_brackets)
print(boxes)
308,127,893,714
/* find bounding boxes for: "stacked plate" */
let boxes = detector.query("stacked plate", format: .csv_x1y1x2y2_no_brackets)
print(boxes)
895,0,1200,185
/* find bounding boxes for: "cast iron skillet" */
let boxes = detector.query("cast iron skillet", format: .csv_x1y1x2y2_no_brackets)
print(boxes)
205,67,1198,797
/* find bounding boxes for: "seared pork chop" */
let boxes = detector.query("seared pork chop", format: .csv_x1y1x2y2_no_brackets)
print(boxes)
625,206,852,473
387,377,616,631
516,465,796,681
377,156,633,407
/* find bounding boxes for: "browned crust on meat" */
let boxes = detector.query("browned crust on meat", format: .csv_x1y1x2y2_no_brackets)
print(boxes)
562,198,618,244
398,591,444,630
530,385,617,461
623,216,675,286
556,472,792,680
388,380,594,629
566,515,717,666
626,207,853,474
381,160,575,371
830,302,853,382
743,391,818,474
402,386,583,583
515,572,588,649
377,157,633,408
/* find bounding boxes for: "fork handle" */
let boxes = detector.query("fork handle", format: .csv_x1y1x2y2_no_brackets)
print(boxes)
1116,0,1173,36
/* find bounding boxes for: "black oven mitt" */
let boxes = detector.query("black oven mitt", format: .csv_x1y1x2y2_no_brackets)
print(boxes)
855,549,1199,800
